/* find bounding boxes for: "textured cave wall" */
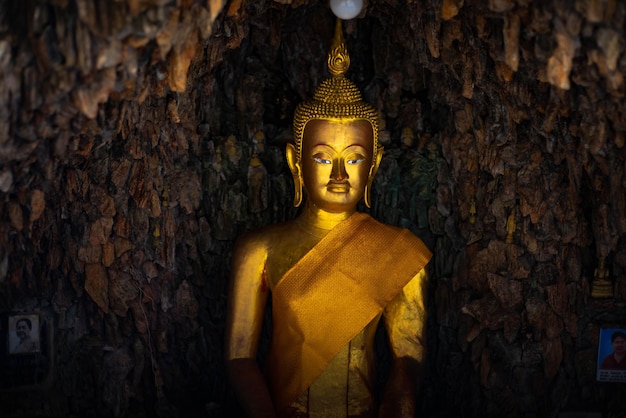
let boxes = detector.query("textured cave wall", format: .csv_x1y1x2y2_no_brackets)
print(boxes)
1,0,626,417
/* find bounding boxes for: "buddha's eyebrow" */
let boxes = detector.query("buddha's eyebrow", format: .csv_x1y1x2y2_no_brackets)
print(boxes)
312,142,366,149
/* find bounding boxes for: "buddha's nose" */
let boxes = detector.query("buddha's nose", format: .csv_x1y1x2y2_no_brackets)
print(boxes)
331,160,348,181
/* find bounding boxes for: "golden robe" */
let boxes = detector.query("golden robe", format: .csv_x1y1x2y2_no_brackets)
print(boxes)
265,212,431,417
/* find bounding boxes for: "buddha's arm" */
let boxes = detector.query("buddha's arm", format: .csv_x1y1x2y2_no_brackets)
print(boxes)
379,268,429,417
224,234,276,417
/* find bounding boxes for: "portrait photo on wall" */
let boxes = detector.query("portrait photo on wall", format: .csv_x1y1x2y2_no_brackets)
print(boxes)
0,312,52,390
8,314,40,355
596,327,626,382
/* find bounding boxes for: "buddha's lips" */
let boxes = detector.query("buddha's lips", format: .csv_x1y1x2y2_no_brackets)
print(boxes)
326,181,350,192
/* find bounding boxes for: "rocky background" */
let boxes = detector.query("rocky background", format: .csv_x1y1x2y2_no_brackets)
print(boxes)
1,0,626,417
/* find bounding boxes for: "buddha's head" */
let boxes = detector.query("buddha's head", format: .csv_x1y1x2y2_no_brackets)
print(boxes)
286,19,383,212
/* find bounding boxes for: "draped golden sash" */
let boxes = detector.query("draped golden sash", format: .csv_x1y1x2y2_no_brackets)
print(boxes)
266,212,432,415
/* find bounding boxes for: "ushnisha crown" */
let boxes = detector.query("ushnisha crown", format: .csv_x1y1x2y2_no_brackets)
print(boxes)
292,19,380,163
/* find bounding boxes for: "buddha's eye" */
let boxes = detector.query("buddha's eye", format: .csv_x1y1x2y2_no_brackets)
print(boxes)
313,154,332,164
346,155,365,165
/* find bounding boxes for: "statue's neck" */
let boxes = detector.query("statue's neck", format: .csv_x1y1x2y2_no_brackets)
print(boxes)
295,202,356,239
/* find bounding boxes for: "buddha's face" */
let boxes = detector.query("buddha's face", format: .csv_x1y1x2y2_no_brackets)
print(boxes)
300,119,374,213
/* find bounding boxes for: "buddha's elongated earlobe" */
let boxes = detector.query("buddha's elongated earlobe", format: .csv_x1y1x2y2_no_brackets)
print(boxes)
286,143,303,207
364,147,384,208
292,173,304,207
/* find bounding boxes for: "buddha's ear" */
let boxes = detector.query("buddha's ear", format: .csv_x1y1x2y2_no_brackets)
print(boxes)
286,143,303,207
364,146,384,208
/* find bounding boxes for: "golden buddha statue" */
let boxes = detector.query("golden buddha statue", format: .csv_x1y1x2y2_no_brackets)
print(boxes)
591,258,613,298
224,19,432,418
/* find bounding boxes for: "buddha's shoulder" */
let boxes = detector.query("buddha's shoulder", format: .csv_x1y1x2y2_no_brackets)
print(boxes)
233,220,299,251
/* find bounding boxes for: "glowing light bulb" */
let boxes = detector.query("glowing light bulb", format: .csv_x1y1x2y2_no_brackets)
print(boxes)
330,0,363,20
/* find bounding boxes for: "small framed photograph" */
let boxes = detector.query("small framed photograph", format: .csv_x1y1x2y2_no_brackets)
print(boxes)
8,314,40,355
0,312,52,391
596,327,626,382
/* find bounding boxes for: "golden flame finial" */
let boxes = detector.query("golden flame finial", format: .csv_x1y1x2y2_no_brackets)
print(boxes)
328,19,350,76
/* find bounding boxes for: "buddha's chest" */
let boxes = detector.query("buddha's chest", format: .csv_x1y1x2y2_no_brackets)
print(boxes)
264,230,321,289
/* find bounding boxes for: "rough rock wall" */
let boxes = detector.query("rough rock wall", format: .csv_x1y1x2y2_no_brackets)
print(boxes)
0,0,625,417
0,1,232,416
410,1,626,417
